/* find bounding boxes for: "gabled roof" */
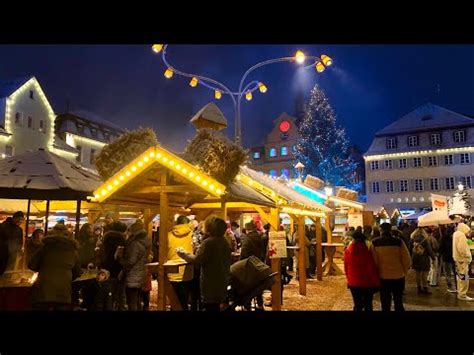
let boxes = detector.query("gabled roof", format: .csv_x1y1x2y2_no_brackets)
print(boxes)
272,112,296,123
0,76,32,98
68,110,125,132
189,102,228,130
0,149,101,200
376,103,474,136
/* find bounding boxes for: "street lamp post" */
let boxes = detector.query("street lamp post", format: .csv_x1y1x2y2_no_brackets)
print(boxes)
152,44,333,145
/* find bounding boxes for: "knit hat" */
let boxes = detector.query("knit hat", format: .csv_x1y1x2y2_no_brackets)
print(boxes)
245,220,257,231
97,269,110,281
457,223,471,236
129,219,146,235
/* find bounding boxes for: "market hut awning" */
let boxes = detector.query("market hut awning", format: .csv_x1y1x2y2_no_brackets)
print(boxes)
238,166,332,217
0,149,101,200
91,146,275,209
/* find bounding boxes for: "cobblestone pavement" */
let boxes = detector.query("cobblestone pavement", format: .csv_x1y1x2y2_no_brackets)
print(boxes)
149,259,474,311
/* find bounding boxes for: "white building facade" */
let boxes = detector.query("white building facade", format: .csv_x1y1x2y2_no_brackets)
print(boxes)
364,103,474,212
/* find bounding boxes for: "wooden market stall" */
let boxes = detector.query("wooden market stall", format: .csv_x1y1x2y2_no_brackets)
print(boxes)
90,145,281,310
237,166,332,293
0,149,102,310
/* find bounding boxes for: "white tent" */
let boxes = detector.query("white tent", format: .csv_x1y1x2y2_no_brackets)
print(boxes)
418,210,454,227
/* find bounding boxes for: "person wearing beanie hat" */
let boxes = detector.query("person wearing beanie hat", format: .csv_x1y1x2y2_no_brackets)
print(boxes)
118,219,150,310
453,223,473,301
371,222,411,311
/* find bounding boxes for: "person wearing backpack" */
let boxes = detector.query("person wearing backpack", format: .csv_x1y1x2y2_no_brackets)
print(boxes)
411,227,435,294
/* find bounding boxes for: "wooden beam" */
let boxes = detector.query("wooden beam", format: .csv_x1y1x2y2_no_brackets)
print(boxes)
157,173,168,311
313,217,323,281
289,213,306,296
220,200,227,220
132,185,199,194
190,202,266,210
269,207,281,311
325,213,332,244
253,205,272,227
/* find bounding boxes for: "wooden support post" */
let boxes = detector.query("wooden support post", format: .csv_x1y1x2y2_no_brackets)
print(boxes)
220,200,227,220
291,214,306,296
157,174,168,311
325,213,332,244
315,218,323,281
75,199,81,238
44,200,50,236
269,208,281,311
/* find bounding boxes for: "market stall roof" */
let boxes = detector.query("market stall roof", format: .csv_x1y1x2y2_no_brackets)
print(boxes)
418,210,454,227
238,166,331,216
0,149,102,200
91,146,275,209
404,210,428,220
289,181,364,210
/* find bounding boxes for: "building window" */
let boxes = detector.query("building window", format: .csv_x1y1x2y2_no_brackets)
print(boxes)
399,159,408,169
445,177,455,190
269,169,277,177
386,181,394,193
269,148,277,157
400,180,408,192
372,182,380,194
460,153,471,164
444,155,454,165
430,133,441,145
253,151,261,160
15,112,22,126
77,124,84,134
39,120,46,133
76,145,82,162
386,138,397,149
413,157,422,168
370,161,379,170
454,130,465,143
408,135,419,147
104,132,110,141
384,160,392,169
430,178,439,191
27,116,33,128
460,176,472,189
90,149,96,165
5,146,14,157
90,128,97,138
29,90,34,99
280,146,288,156
428,156,438,167
414,179,424,191
281,168,289,178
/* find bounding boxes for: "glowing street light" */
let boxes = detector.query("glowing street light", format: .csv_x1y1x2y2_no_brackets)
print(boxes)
258,82,267,93
189,77,198,87
324,185,334,197
321,54,333,66
295,50,306,64
215,90,222,99
315,61,326,73
152,44,164,53
164,68,173,78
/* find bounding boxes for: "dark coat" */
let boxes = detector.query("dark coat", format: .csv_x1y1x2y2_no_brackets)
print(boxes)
28,234,82,305
0,218,23,271
411,235,435,272
26,240,43,262
78,234,98,268
99,231,126,278
184,234,231,303
439,233,454,263
81,279,114,311
121,231,150,288
241,230,266,262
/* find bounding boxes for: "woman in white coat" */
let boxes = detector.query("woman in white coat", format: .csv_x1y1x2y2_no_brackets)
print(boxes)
453,223,473,301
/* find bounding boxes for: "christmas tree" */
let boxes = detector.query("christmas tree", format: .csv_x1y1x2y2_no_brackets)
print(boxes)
293,84,361,191
448,183,472,216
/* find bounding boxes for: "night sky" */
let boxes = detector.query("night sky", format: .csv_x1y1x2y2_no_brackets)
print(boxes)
0,45,473,152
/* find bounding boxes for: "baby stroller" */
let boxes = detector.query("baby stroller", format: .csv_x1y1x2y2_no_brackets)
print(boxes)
226,256,277,311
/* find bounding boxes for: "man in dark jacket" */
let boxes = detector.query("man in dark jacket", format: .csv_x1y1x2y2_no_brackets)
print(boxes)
119,220,150,311
28,224,82,310
439,224,457,293
178,216,231,311
0,212,25,273
240,220,266,310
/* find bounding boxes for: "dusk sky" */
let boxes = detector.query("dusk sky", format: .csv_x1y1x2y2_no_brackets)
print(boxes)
0,44,473,152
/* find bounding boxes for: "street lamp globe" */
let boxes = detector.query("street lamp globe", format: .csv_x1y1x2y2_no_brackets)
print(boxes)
295,50,306,64
324,185,333,197
321,54,333,66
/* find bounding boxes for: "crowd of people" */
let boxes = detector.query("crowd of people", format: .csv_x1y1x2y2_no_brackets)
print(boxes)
344,220,474,311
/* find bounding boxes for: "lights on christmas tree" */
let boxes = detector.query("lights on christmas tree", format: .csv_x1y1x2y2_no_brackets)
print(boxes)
189,77,198,87
164,68,173,79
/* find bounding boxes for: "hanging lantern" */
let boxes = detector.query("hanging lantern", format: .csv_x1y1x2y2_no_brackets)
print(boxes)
215,90,222,99
152,44,163,53
189,77,198,87
320,54,333,66
164,68,173,79
258,82,267,93
315,61,325,73
245,91,253,101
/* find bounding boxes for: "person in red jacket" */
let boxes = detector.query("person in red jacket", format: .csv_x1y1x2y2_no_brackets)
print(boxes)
344,230,380,311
